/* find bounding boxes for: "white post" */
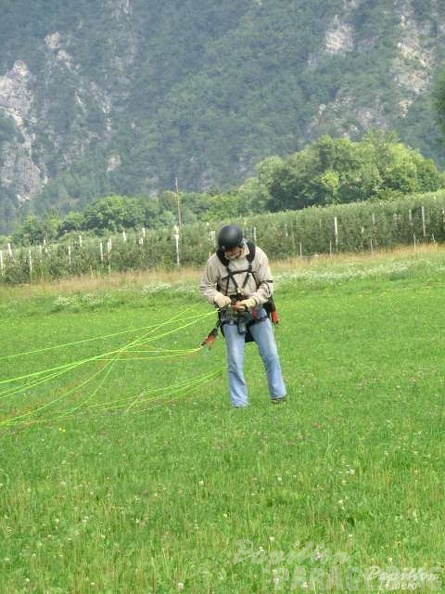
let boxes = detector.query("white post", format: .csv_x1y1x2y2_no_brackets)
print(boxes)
68,245,72,266
7,243,13,259
334,216,338,248
173,225,180,267
79,235,83,248
122,231,127,242
100,242,104,262
421,206,426,236
28,249,33,276
0,250,3,270
253,226,257,243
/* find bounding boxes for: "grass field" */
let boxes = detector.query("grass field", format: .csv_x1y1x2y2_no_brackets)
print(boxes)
0,246,444,593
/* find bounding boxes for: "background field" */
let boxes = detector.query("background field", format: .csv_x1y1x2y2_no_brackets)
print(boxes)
0,247,444,593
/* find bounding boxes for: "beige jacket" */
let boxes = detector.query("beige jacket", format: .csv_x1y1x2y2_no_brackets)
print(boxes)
199,243,273,306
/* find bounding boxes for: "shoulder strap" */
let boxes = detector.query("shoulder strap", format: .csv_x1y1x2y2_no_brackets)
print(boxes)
246,241,256,263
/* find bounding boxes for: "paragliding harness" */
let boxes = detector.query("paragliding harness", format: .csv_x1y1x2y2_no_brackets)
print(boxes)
201,241,279,348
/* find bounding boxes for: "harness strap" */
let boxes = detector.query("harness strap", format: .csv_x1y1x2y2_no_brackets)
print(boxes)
216,241,256,297
215,240,278,326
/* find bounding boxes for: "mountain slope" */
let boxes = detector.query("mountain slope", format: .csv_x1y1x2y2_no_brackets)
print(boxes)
0,0,444,232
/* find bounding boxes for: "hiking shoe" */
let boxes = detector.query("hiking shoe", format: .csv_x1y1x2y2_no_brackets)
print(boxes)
271,396,287,404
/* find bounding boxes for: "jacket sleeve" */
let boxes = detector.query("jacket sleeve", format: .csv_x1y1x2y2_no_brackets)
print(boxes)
250,247,273,305
199,255,222,305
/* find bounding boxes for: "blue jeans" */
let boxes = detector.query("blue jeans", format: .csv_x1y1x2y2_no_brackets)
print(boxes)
222,308,286,407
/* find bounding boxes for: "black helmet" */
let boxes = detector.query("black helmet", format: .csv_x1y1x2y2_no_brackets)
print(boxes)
217,224,244,250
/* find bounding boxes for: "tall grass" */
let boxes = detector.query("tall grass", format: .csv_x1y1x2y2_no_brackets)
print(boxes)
0,247,444,593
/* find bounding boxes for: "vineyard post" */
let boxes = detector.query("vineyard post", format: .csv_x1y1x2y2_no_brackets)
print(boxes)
174,225,180,267
334,216,339,250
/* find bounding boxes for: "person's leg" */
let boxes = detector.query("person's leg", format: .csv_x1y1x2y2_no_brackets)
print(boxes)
223,322,248,407
249,318,286,400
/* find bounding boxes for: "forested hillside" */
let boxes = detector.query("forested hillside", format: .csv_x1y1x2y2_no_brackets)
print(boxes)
1,0,445,233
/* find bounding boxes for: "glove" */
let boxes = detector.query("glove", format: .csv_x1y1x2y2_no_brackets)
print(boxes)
238,297,257,311
213,292,232,309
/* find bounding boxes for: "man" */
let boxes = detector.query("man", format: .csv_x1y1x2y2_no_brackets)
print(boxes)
200,224,287,408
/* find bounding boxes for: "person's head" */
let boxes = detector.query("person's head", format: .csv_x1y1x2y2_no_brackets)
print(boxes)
217,224,245,259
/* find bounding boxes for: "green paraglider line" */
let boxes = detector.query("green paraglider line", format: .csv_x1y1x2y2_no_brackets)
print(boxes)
0,307,223,428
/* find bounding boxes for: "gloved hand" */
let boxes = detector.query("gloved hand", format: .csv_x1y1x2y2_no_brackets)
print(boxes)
213,292,232,309
237,297,257,311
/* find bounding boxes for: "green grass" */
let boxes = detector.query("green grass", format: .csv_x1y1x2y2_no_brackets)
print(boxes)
0,248,444,593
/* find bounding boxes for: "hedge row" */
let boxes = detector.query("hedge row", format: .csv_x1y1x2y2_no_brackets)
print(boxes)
2,192,445,284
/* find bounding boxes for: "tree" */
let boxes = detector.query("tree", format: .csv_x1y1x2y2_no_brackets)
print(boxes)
83,195,144,233
261,134,445,212
365,130,445,195
57,211,84,237
236,177,271,214
11,214,60,246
